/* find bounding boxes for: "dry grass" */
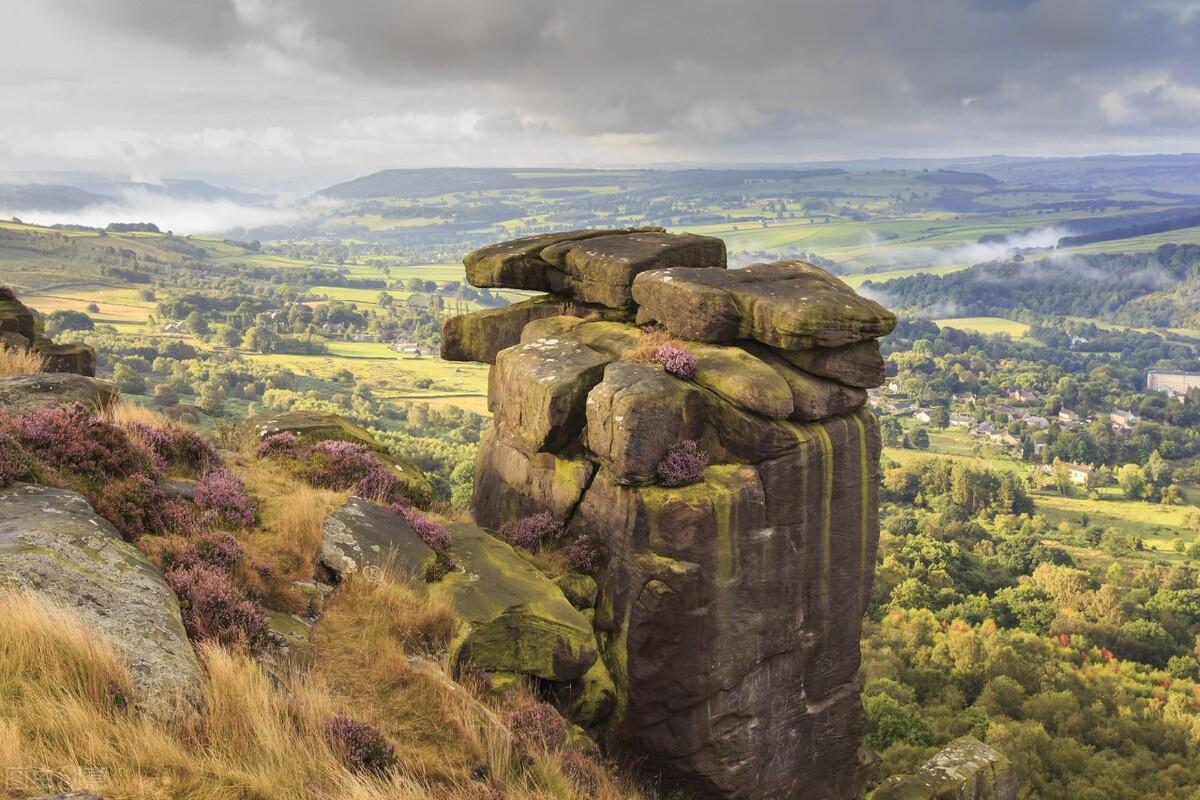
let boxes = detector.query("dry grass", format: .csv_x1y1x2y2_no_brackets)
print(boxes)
627,328,685,365
0,346,46,378
102,399,171,429
237,458,346,612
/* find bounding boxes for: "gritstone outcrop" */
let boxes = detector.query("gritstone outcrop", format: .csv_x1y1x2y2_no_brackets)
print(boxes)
442,228,896,799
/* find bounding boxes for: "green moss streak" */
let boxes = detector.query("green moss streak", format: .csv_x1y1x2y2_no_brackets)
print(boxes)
851,411,870,609
813,423,834,623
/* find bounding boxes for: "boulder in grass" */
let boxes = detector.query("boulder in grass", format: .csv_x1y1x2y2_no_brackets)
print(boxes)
632,260,897,350
869,737,1017,800
0,374,117,415
434,524,598,682
0,484,203,719
31,336,96,377
319,497,439,583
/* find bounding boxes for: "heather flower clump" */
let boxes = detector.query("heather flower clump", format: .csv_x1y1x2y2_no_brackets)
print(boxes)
259,434,419,507
507,702,569,752
499,511,563,552
159,531,245,574
93,473,200,540
324,713,397,775
566,534,602,574
652,345,698,379
254,431,302,460
166,563,268,652
387,502,452,551
657,439,708,487
13,404,155,481
0,431,34,488
194,468,258,529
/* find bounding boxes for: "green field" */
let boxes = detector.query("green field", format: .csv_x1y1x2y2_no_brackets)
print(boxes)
1035,490,1198,562
933,316,1031,337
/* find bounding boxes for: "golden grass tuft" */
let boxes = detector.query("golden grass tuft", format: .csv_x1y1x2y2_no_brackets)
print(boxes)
0,345,47,379
102,399,171,430
627,327,687,365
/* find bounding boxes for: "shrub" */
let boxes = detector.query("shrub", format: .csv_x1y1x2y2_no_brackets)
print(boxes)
389,503,452,551
324,713,397,775
566,534,602,574
354,465,404,504
159,531,245,575
166,564,268,651
255,431,302,460
652,345,698,379
499,511,563,552
15,404,156,481
0,431,35,487
301,440,379,490
657,439,708,487
507,702,569,752
194,469,257,529
93,474,200,540
165,424,220,474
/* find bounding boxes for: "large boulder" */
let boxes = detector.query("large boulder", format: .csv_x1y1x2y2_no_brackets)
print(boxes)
440,295,634,364
633,260,897,349
540,230,726,308
31,336,96,377
472,426,595,530
585,361,706,483
0,287,36,342
0,374,118,415
870,737,1018,800
748,345,868,421
775,339,886,389
433,524,598,682
464,228,660,291
680,339,794,419
319,497,439,583
488,336,610,454
240,410,433,506
0,484,202,718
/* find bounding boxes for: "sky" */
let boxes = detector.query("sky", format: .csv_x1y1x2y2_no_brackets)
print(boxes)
3,0,1200,190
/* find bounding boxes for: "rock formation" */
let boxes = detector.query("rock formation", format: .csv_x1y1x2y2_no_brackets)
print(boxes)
869,738,1017,800
0,484,203,718
442,228,896,799
0,287,96,376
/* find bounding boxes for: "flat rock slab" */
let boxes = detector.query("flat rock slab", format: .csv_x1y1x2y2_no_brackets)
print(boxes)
632,260,897,349
775,339,885,389
0,374,117,415
319,497,437,582
464,228,660,291
434,524,597,682
870,736,1017,800
0,484,202,718
441,295,631,363
489,336,611,454
540,231,726,308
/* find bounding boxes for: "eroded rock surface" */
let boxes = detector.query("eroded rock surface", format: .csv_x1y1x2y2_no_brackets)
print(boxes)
870,737,1017,800
448,229,892,799
0,484,202,718
319,497,438,583
0,374,117,415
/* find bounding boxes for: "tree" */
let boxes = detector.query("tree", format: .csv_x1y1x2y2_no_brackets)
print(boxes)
111,362,145,394
1051,459,1071,495
198,380,225,416
931,407,950,428
1116,464,1146,499
45,309,94,335
911,428,930,450
186,311,210,335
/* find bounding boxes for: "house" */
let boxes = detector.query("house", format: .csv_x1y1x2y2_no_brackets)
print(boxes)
1147,370,1200,398
1063,462,1094,486
1009,388,1039,403
973,421,997,435
885,400,915,415
953,392,978,406
1110,409,1140,431
1022,414,1050,430
1058,408,1081,425
949,414,976,427
163,321,186,334
1033,442,1048,458
988,431,1022,449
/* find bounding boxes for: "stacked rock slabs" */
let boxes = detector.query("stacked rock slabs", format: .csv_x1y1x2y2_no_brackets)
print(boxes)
444,229,895,800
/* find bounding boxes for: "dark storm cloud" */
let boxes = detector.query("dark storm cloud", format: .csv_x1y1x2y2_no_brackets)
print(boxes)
72,0,1200,149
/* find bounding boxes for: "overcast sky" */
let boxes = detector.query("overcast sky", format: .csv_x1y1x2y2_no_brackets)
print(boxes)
3,0,1200,190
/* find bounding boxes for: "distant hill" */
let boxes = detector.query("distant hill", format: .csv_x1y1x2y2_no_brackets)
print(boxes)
0,184,112,212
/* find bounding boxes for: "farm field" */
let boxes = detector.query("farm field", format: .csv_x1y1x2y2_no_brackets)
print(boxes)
1034,490,1199,563
933,316,1031,337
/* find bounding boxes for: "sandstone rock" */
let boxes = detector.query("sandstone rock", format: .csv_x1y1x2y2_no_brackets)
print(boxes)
540,230,726,308
0,374,118,415
440,295,632,363
551,319,643,359
555,571,598,610
464,228,660,291
30,336,96,377
0,484,202,718
748,345,868,421
681,339,794,418
585,362,706,483
471,426,595,530
776,339,886,389
0,288,36,342
1,330,30,349
632,260,897,349
870,737,1018,800
433,524,597,682
240,410,433,506
564,656,617,729
241,409,385,451
489,336,610,454
319,497,438,583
